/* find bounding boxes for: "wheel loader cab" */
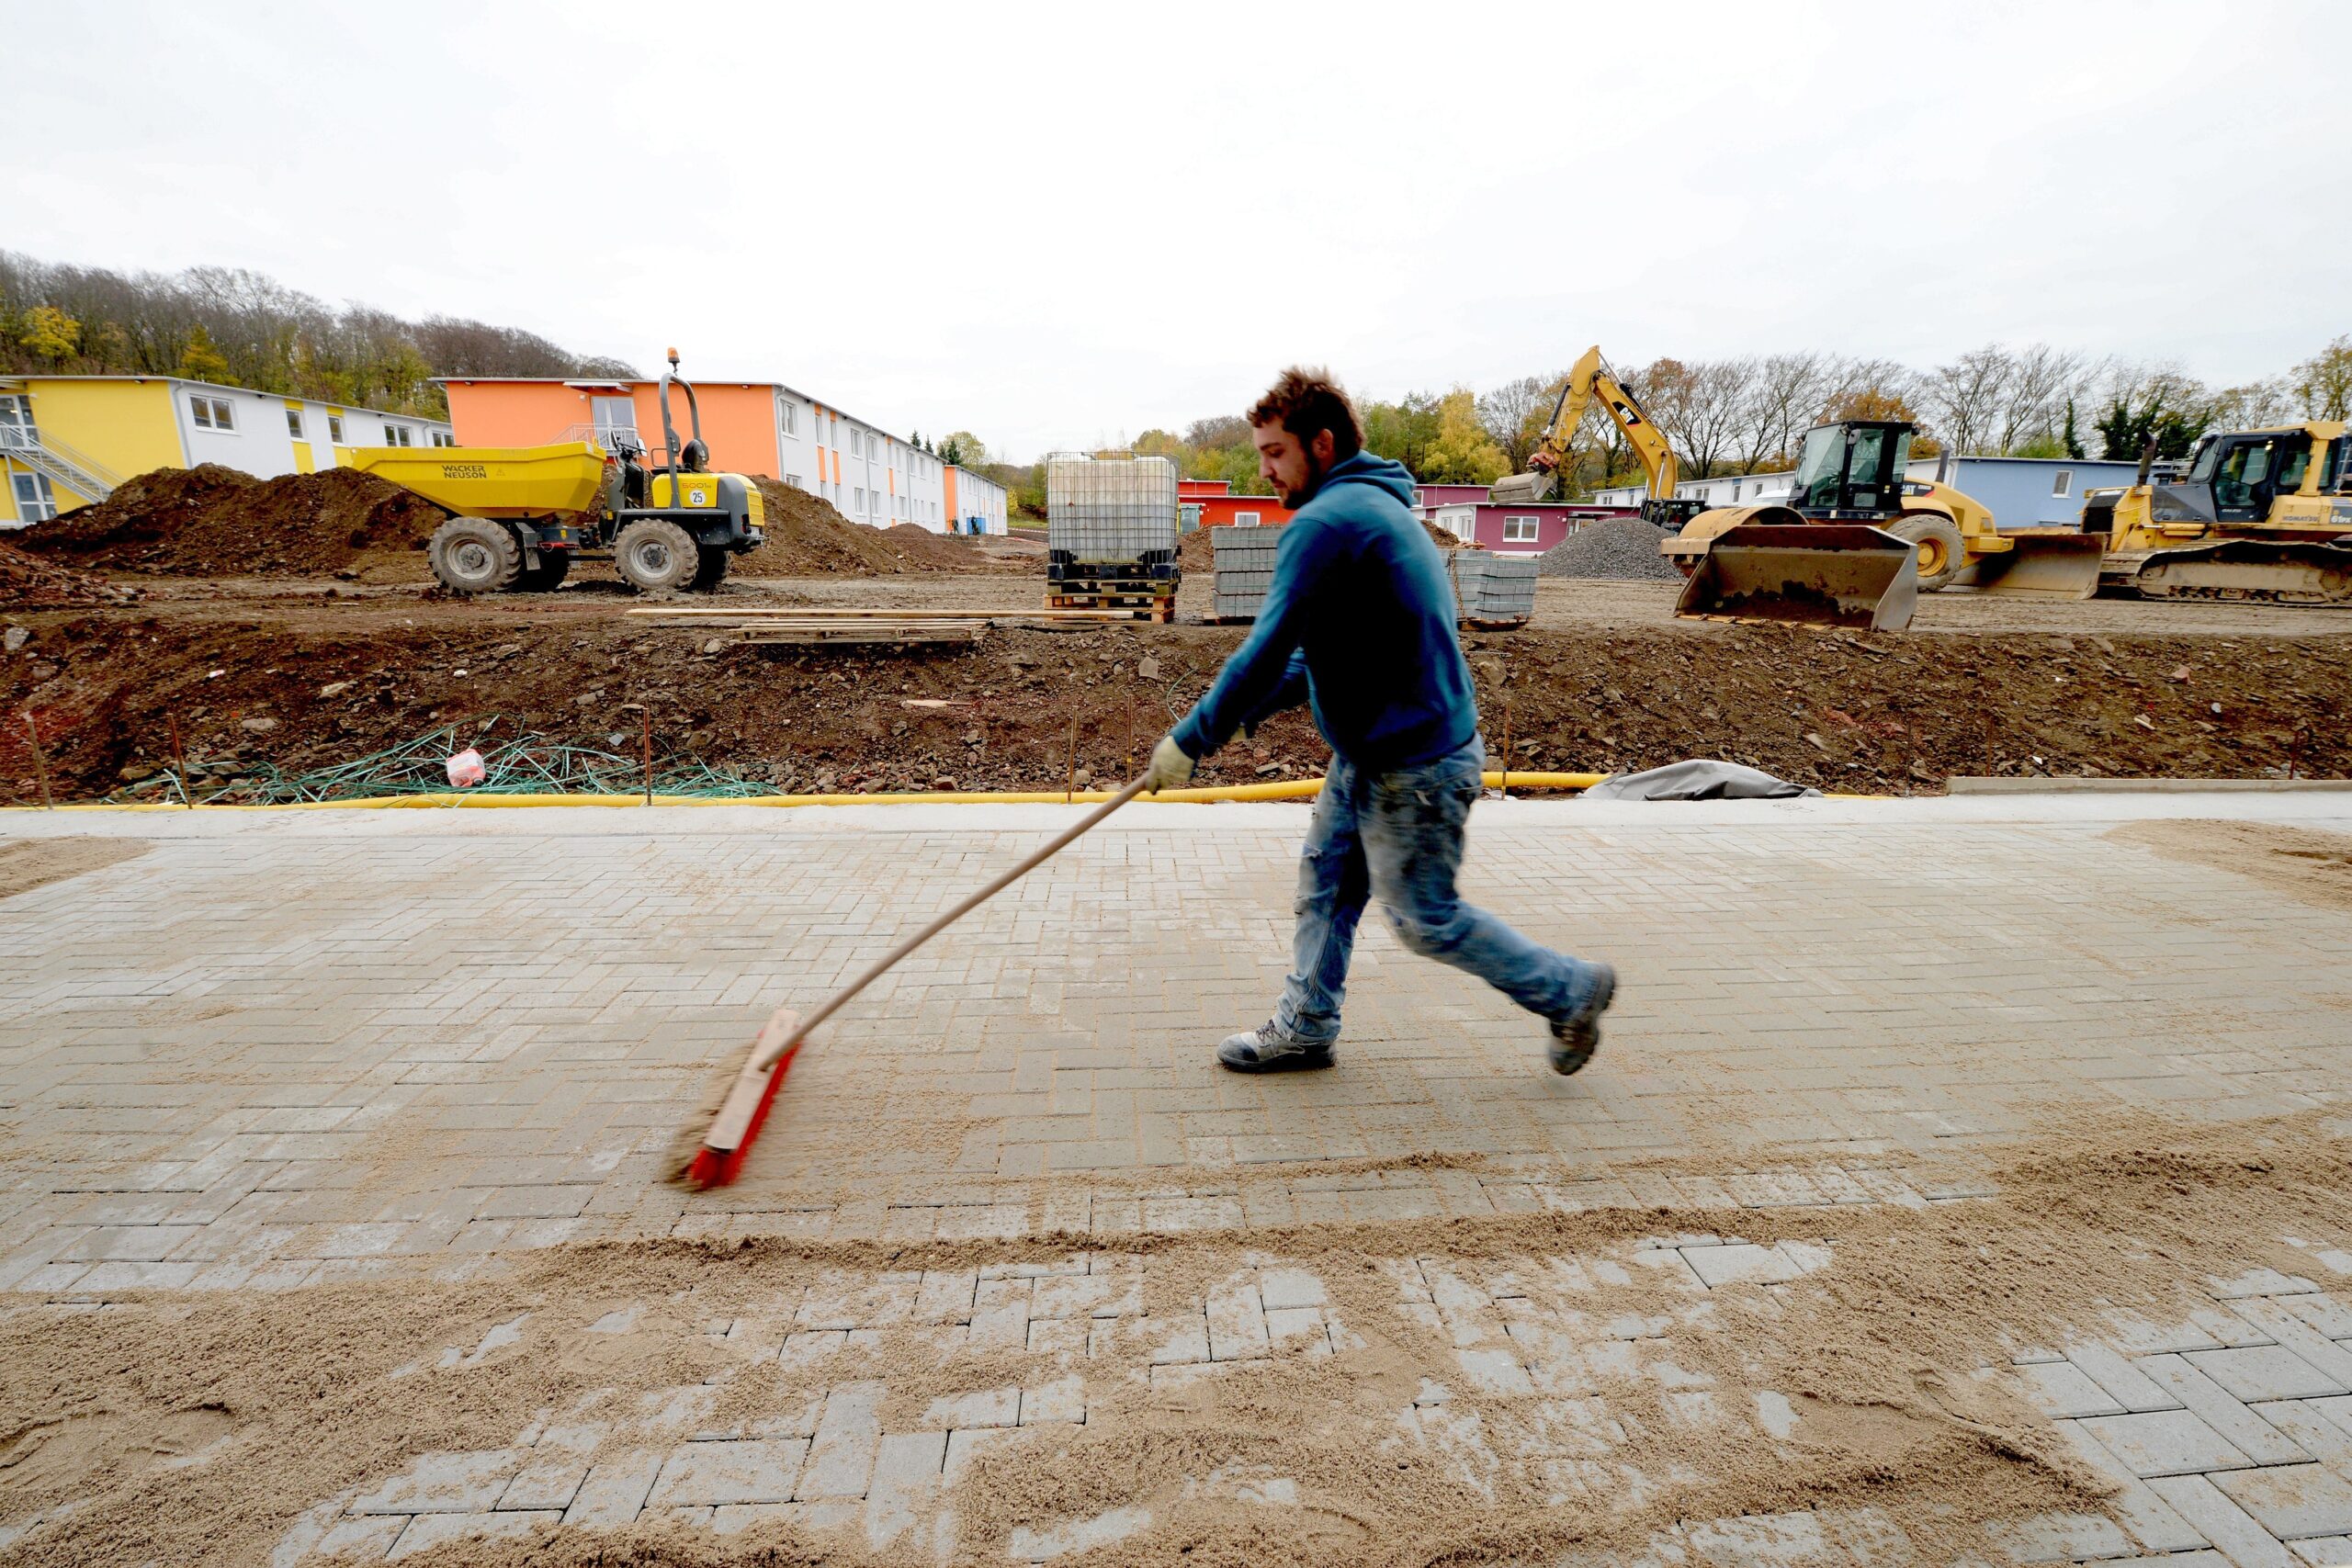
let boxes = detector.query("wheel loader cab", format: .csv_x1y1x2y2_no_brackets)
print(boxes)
1789,421,1915,518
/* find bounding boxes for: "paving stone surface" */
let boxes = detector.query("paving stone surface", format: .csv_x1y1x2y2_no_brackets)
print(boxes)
6,794,2352,1565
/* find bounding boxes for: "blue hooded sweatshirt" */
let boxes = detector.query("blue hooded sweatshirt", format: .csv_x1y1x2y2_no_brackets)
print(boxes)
1172,450,1477,773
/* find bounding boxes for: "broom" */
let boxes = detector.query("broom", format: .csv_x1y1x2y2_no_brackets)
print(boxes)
680,777,1151,1188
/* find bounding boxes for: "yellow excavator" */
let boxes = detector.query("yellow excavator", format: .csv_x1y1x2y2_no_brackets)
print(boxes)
1495,346,2105,626
2073,421,2352,602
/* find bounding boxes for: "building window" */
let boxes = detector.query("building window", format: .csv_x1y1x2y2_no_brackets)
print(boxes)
850,430,864,458
779,400,797,436
328,413,345,444
2052,468,2073,497
786,473,802,490
383,424,413,447
189,395,236,431
286,409,305,439
1503,515,1540,542
854,487,865,513
12,471,57,523
430,430,454,447
1234,511,1261,527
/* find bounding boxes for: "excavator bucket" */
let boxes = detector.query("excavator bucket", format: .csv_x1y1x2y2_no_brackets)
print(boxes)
1488,468,1555,506
1962,529,2106,599
1675,525,1919,631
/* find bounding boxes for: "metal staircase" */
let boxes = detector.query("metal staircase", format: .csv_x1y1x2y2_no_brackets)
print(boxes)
0,427,126,506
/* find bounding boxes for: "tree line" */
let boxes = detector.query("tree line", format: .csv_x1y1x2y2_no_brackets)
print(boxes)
0,250,637,419
1121,338,2352,499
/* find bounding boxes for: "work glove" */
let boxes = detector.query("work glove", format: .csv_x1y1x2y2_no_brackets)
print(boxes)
1143,735,1195,795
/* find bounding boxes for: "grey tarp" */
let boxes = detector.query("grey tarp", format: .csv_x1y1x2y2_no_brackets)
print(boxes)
1580,760,1820,801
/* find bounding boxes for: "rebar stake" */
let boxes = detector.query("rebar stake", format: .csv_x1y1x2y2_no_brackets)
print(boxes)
170,712,191,809
24,707,53,810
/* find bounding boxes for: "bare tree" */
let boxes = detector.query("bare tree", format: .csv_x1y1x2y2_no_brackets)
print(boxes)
1476,374,1551,470
1927,344,2013,456
1990,344,2086,454
1735,351,1833,471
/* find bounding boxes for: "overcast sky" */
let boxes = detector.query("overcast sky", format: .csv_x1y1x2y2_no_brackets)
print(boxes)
9,1,2346,459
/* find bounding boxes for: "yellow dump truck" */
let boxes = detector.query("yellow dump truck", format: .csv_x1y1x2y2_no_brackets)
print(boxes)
341,354,764,594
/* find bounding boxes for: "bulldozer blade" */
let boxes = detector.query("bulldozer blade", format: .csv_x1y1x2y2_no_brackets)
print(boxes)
1963,530,2106,599
1675,525,1919,631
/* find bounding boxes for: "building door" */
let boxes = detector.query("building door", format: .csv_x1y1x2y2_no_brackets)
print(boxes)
592,396,639,452
0,395,38,450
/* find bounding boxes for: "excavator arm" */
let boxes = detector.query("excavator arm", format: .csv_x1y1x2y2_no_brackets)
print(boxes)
1491,345,1679,505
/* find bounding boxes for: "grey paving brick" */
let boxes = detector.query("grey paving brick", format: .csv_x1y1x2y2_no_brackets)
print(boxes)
352,1450,519,1514
648,1439,808,1507
2139,1355,2317,1466
560,1449,664,1528
2065,1345,2183,1414
2081,1410,2255,1478
2015,1360,2126,1419
2211,1465,2352,1541
2146,1474,2297,1568
2187,1347,2352,1404
390,1509,560,1558
2049,1419,2209,1552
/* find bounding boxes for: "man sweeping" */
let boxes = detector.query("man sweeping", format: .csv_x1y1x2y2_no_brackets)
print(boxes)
1142,368,1615,1075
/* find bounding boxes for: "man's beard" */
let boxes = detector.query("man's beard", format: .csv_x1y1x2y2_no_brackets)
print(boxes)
1281,454,1327,510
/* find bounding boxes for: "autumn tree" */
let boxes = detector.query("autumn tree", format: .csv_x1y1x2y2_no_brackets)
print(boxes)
1419,389,1508,484
1360,391,1442,477
176,323,233,384
936,431,990,468
2294,334,2352,421
16,305,78,362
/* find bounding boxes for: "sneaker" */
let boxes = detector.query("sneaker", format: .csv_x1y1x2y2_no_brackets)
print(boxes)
1216,1021,1335,1073
1546,964,1616,1076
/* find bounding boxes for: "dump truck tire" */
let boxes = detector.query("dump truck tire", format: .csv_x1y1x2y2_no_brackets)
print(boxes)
1889,513,1966,592
517,554,571,592
429,517,523,595
689,546,730,592
615,520,697,592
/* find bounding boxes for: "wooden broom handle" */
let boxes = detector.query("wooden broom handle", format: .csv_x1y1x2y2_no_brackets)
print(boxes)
751,778,1152,1072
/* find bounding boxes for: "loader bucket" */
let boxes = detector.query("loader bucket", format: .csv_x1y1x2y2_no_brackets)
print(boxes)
1962,529,2106,599
1675,525,1919,631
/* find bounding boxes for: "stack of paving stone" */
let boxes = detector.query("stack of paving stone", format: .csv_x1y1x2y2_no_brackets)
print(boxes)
1211,525,1282,621
1449,552,1537,625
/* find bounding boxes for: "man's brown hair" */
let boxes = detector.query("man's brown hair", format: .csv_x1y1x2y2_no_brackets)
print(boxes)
1249,367,1363,461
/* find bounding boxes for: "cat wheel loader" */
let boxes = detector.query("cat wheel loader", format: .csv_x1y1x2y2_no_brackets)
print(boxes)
2074,422,2352,603
344,350,764,595
1496,349,2106,627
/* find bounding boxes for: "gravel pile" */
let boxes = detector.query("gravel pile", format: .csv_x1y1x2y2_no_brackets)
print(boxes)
1535,515,1681,580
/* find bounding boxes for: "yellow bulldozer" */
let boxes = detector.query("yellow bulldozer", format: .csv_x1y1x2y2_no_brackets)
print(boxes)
1495,346,2106,626
2070,421,2352,603
342,350,765,595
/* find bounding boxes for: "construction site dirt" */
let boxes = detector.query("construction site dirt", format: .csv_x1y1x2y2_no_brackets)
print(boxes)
4,569,2348,805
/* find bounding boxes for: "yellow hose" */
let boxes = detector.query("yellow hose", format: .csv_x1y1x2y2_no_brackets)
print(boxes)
5,771,1611,813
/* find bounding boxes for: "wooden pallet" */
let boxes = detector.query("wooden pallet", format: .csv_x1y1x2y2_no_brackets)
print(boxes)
731,619,986,646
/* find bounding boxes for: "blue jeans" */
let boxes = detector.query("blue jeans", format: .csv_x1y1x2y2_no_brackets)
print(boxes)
1274,736,1600,1045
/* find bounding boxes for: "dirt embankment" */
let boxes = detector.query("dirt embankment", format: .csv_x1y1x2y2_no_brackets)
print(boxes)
14,465,448,578
3,597,2346,803
0,538,141,608
9,466,1023,589
742,480,1026,577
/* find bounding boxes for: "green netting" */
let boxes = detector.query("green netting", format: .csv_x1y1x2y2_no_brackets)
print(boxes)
119,721,772,805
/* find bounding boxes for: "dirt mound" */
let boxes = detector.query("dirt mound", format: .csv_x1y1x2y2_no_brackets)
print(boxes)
741,481,1027,577
17,465,446,578
1537,514,1681,580
0,538,140,607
